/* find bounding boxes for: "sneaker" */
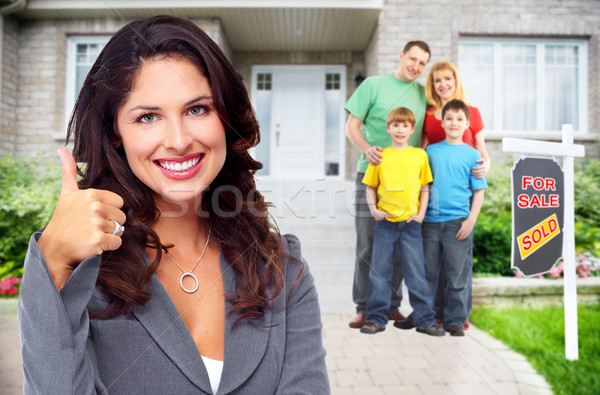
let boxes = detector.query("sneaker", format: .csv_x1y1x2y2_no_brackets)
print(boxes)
360,321,385,335
393,316,415,330
416,324,446,337
464,321,470,330
447,323,465,337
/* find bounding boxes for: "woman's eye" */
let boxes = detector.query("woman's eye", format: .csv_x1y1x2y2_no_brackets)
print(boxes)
140,114,156,123
189,106,205,115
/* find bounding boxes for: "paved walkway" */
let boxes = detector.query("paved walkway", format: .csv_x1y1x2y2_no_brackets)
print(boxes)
324,314,552,394
0,313,22,395
0,302,552,395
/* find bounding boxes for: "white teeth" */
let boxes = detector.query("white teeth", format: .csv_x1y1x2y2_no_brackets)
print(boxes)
158,155,201,172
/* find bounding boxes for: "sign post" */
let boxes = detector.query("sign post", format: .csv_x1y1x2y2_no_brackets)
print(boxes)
503,124,585,361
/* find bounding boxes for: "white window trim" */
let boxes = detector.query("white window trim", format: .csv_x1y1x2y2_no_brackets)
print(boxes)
57,36,110,141
459,37,588,139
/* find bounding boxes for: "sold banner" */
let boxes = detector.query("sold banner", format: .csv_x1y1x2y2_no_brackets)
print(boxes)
511,157,564,276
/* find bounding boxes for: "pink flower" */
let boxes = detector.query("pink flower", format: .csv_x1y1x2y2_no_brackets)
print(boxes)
0,276,21,296
549,267,561,278
514,270,523,277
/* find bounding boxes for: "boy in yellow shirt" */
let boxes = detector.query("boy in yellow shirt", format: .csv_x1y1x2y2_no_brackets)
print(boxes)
360,107,443,336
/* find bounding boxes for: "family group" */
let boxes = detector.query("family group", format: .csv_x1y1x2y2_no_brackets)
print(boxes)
346,41,490,337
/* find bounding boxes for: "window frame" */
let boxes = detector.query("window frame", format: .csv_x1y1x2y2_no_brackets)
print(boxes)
61,35,110,140
458,37,588,139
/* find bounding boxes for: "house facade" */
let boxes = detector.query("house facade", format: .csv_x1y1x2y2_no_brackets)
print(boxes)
1,0,598,181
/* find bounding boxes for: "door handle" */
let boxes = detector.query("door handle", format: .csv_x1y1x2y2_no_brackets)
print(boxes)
276,123,280,147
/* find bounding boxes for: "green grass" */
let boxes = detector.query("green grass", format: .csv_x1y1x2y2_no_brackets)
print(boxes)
471,304,600,395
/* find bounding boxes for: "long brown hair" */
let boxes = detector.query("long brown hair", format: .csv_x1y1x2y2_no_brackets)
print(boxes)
68,15,288,326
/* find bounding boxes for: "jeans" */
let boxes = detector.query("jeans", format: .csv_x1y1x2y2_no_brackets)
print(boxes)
422,219,472,328
365,219,435,328
433,239,473,321
353,173,403,313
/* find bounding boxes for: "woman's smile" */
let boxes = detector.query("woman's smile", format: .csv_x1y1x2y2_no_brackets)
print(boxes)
155,153,204,180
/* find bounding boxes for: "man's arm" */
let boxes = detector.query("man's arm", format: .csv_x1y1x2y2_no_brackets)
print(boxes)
456,189,484,240
345,114,383,165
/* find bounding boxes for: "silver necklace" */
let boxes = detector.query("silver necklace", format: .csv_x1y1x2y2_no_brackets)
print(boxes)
163,225,212,293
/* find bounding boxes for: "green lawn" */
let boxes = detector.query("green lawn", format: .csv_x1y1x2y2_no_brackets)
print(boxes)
470,303,600,395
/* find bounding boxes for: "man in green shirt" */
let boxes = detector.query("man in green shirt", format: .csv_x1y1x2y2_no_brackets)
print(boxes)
345,41,431,329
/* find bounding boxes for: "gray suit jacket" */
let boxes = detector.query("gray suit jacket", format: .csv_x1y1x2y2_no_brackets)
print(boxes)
19,233,330,394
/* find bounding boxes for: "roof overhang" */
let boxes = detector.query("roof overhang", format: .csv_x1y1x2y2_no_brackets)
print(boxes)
14,0,383,51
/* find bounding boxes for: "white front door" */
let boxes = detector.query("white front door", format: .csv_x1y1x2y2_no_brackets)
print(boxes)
252,65,345,179
271,68,324,178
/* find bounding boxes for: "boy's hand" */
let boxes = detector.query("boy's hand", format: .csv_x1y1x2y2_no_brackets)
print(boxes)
371,208,392,221
365,146,383,165
471,158,490,178
407,213,424,223
456,217,475,240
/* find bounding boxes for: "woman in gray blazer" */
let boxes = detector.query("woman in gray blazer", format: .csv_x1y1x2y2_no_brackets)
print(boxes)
19,15,329,394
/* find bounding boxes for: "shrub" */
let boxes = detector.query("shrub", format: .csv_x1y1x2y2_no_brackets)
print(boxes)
574,159,600,226
473,210,513,276
473,160,513,275
0,155,60,289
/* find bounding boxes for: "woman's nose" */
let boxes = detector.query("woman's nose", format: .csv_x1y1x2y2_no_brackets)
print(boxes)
165,118,192,152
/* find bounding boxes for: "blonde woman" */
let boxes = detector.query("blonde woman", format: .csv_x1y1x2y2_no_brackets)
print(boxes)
423,61,490,177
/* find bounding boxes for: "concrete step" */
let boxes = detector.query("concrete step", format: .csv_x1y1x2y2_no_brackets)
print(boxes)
301,243,355,266
279,225,355,246
258,179,358,313
258,179,356,219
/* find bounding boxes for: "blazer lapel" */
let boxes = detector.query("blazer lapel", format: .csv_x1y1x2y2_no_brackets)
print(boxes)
132,250,272,394
218,252,273,394
132,274,212,394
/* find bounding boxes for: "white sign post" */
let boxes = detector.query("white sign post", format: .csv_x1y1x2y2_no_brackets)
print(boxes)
502,124,585,361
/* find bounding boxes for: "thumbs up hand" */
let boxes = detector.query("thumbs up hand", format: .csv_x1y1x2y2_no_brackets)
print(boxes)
38,148,127,290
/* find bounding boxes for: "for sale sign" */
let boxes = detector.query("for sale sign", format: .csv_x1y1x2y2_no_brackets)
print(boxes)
511,157,564,276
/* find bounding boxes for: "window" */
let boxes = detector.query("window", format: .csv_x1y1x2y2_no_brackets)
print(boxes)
256,73,272,90
325,72,342,175
325,72,341,90
64,36,110,132
459,38,587,134
253,72,273,175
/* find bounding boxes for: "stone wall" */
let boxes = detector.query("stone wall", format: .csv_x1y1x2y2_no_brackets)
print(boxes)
472,277,600,308
10,17,229,159
197,17,232,61
0,16,19,156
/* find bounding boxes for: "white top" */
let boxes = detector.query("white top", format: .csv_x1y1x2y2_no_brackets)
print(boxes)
201,355,223,394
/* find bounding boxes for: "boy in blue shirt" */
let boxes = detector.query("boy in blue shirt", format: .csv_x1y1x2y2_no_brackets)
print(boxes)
421,99,486,336
360,107,444,336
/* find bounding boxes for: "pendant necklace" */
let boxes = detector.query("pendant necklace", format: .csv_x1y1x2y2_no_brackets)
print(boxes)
163,225,212,294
